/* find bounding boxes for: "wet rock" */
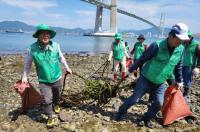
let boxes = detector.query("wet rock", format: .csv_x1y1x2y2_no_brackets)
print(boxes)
95,113,102,118
59,109,73,122
103,116,110,122
1,121,12,131
195,120,200,125
174,128,182,132
68,123,76,131
87,111,93,115
147,129,155,132
101,127,109,132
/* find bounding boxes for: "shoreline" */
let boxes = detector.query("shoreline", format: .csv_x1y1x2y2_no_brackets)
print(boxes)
0,51,109,56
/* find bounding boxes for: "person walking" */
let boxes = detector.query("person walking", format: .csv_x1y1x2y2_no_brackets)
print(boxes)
182,30,200,102
115,23,189,128
130,34,147,77
22,24,72,127
108,33,130,80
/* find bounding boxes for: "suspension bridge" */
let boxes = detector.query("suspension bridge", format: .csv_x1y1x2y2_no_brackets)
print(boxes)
81,0,164,37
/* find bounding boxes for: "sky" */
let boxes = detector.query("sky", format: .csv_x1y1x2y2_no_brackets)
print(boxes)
0,0,199,33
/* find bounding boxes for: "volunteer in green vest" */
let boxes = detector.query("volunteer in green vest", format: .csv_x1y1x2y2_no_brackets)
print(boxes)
115,23,189,128
22,24,72,127
130,34,147,77
182,30,200,102
108,33,130,80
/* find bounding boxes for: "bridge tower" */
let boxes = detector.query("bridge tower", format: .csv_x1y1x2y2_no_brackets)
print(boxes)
94,0,117,34
94,0,103,32
159,13,165,37
110,0,117,33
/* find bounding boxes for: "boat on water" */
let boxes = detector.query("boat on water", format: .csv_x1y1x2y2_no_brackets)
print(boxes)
5,29,24,33
83,32,115,37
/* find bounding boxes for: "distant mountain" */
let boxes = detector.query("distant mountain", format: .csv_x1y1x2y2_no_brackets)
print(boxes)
0,21,93,35
0,20,171,36
0,21,35,31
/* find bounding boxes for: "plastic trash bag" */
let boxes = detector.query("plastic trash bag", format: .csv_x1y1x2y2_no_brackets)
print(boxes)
126,58,133,68
14,80,42,113
161,85,192,125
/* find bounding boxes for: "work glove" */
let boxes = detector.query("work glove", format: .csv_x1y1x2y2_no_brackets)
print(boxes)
66,68,72,75
126,71,136,80
176,82,184,89
22,77,28,84
193,67,200,77
107,57,112,62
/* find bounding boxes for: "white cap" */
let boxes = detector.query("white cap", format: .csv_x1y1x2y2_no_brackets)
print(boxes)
171,23,189,40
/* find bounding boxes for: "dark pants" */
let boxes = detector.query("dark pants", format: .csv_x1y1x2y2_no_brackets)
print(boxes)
39,79,62,117
134,59,142,77
182,66,194,98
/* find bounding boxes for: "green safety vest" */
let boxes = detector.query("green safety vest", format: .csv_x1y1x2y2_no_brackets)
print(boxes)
113,42,125,61
142,39,184,84
30,41,62,83
134,42,145,59
183,40,200,67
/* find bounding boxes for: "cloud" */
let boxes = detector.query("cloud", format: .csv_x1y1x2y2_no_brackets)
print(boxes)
46,13,65,18
113,0,200,32
113,0,160,30
75,10,96,16
22,11,37,16
0,0,57,10
117,0,159,17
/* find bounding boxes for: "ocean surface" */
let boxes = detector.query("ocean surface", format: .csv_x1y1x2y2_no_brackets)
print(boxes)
0,32,199,55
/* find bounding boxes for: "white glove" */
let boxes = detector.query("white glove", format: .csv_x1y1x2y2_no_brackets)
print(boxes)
22,77,28,83
193,67,200,77
107,57,112,62
176,82,184,89
66,68,72,75
108,51,113,62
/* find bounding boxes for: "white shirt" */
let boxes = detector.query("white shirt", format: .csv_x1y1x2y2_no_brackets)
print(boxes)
22,43,69,81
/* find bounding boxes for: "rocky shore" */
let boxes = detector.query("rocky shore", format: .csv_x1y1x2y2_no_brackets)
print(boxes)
0,54,200,132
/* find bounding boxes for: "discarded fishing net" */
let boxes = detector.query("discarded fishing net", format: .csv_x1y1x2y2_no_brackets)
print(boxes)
83,79,113,104
61,60,136,105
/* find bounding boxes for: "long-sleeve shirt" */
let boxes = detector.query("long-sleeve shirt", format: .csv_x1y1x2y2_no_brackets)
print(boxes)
128,42,183,83
22,43,69,80
108,41,130,60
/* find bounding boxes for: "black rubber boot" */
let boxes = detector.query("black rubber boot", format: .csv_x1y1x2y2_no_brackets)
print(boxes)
115,112,125,121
